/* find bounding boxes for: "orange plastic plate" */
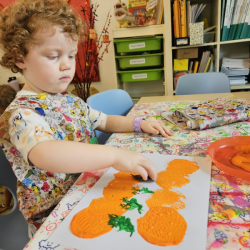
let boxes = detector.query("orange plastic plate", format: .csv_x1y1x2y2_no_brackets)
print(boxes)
208,136,250,181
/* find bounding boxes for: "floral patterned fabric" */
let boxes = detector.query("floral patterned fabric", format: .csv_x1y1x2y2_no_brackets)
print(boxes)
17,100,250,250
0,91,106,229
162,98,250,130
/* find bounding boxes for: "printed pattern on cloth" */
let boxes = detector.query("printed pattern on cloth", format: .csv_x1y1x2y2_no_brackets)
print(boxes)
24,100,250,250
163,98,250,130
0,91,107,226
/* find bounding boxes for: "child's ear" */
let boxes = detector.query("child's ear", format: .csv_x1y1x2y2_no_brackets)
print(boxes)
14,54,26,69
15,61,26,70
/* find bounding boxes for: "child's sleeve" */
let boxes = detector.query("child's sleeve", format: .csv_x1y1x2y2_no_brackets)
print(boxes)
85,103,107,130
9,108,54,163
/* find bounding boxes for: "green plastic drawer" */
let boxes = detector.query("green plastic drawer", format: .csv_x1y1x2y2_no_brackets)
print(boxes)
117,68,164,82
114,36,163,53
116,53,163,68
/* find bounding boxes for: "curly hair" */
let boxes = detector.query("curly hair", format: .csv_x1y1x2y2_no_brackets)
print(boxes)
0,84,16,114
0,0,85,74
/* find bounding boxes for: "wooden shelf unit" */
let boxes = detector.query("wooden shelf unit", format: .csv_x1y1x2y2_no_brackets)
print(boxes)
112,0,250,98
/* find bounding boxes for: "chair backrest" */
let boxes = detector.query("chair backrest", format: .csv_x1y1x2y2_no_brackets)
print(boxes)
0,147,29,250
87,89,134,144
175,72,231,95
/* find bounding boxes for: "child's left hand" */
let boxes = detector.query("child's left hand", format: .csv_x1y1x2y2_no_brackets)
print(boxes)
141,120,174,137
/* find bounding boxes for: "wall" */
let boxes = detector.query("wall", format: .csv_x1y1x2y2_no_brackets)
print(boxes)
89,0,117,92
0,0,118,93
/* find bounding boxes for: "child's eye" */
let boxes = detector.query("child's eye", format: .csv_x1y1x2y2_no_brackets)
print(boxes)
69,55,76,59
48,56,58,60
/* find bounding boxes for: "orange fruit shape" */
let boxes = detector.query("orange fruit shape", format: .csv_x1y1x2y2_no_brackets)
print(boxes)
103,180,139,200
88,197,127,216
146,189,186,210
156,159,199,189
70,207,113,238
137,206,187,246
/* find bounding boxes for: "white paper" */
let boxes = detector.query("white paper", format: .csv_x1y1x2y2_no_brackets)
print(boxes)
49,154,212,250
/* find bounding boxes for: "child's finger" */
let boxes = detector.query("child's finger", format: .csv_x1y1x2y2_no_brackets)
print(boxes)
162,125,174,135
153,124,168,137
139,158,157,181
135,165,148,181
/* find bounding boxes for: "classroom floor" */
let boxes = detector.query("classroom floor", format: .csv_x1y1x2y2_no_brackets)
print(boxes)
0,185,14,215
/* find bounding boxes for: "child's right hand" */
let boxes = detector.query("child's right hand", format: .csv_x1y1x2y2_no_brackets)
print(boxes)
113,149,157,181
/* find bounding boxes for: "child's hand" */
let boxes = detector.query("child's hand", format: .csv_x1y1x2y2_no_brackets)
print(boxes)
113,149,157,181
141,120,174,137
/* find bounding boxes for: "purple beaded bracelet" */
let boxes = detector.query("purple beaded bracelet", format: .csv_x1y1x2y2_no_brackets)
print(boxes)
133,117,146,132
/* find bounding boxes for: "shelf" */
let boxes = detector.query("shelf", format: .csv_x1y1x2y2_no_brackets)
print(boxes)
112,24,164,39
132,98,140,104
172,42,218,50
231,84,250,90
220,38,250,45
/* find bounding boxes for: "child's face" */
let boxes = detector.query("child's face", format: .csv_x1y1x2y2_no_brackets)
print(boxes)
16,26,78,94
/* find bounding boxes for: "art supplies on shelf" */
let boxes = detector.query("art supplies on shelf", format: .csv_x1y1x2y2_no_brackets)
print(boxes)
221,0,250,41
173,46,215,90
172,0,206,46
190,3,206,23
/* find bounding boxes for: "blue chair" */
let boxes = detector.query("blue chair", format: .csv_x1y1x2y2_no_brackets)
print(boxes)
175,72,231,95
0,147,29,250
87,89,134,144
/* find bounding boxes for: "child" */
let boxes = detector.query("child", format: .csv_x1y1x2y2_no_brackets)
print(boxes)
0,0,174,237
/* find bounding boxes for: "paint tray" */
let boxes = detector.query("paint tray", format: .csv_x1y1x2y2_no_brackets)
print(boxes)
208,136,250,181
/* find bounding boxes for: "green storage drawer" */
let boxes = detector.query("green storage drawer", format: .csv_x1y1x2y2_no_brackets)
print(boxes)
116,53,163,68
118,68,164,82
114,36,163,53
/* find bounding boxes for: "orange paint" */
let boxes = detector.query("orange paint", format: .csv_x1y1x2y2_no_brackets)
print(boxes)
137,206,187,246
70,208,113,238
71,159,199,247
235,145,250,152
156,159,199,189
137,159,199,246
231,152,250,172
146,189,186,210
70,172,139,238
231,145,250,172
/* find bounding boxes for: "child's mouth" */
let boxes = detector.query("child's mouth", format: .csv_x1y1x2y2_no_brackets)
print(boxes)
60,76,70,81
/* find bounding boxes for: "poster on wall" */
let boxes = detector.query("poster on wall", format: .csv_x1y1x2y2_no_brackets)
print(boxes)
0,0,100,83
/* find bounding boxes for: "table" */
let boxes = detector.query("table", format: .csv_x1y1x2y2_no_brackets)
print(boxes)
138,92,250,104
25,92,250,250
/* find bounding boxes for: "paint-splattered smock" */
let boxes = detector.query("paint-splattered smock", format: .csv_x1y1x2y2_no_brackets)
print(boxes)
0,90,107,231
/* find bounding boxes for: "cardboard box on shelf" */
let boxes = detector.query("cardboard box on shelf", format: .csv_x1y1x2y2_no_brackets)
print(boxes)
176,48,198,59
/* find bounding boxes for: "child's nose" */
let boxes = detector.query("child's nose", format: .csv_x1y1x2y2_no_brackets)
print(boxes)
60,57,71,71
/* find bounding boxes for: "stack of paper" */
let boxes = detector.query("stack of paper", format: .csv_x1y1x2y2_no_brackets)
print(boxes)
221,57,250,85
190,4,206,23
222,57,250,68
228,76,248,85
221,67,249,75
